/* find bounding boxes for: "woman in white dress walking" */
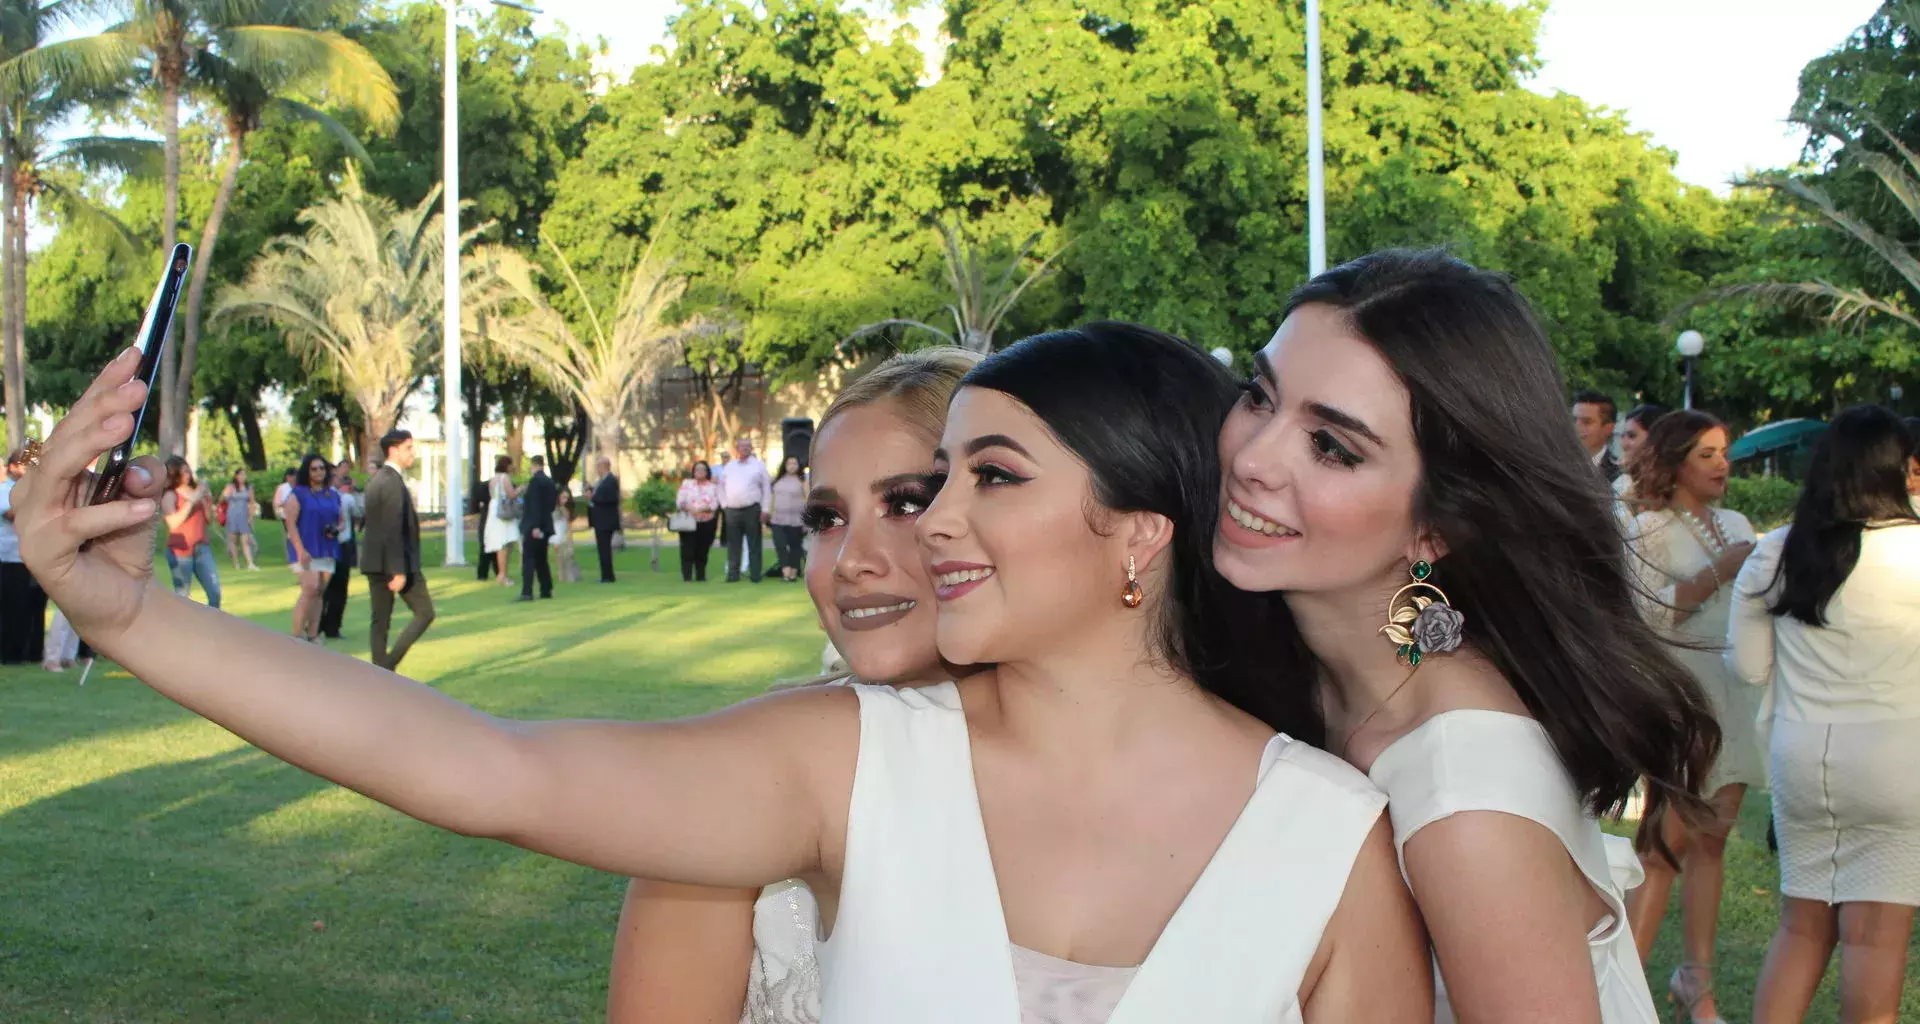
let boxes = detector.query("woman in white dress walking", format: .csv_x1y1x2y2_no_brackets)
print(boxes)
483,455,520,587
1621,410,1764,1023
1213,250,1718,1023
609,347,981,1024
1727,405,1920,1023
15,331,1428,1021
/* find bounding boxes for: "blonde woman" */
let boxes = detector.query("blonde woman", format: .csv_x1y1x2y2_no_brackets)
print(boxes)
610,348,980,1024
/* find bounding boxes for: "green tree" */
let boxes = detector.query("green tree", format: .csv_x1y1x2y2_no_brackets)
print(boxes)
470,234,698,463
19,0,399,454
0,0,157,445
173,0,399,458
840,221,1065,353
213,167,480,453
540,0,930,375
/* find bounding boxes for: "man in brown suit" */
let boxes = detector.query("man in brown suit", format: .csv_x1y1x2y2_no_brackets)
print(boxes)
361,430,435,671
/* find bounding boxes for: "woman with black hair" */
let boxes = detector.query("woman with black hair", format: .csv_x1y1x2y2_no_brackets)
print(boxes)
1214,249,1718,1022
1728,405,1920,1022
283,454,342,643
12,329,1429,1020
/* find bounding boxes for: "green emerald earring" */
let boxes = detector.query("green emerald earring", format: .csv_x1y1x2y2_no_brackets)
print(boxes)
1379,560,1465,667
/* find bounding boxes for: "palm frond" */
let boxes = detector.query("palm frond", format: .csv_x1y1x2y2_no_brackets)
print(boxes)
270,96,370,164
50,135,164,178
1769,176,1920,298
1687,280,1920,333
1847,148,1920,234
37,179,143,258
836,318,957,352
0,30,143,102
217,24,399,130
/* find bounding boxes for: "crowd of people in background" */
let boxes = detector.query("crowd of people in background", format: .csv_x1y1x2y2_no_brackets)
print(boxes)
1570,392,1920,1023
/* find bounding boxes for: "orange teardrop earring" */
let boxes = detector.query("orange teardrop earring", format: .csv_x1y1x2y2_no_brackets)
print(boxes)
1121,555,1144,608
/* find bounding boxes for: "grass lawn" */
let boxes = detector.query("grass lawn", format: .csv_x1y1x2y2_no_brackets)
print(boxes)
2,521,1915,1021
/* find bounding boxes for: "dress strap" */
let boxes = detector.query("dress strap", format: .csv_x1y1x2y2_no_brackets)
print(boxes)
817,683,1018,1024
1109,737,1386,1022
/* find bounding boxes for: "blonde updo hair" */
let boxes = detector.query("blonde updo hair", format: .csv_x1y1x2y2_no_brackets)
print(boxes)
764,346,981,693
819,346,983,441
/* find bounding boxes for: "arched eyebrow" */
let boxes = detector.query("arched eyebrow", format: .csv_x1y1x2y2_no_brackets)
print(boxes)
1255,350,1386,448
934,434,1034,463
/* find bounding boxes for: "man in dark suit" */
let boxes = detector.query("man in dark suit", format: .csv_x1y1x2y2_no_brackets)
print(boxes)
361,430,435,671
1571,388,1621,485
517,455,558,602
588,456,620,583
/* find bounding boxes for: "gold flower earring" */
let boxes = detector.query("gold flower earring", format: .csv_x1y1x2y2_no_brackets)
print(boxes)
1121,555,1144,608
1379,560,1465,666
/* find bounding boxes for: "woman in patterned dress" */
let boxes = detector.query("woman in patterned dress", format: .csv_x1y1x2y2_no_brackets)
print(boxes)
1621,410,1763,1023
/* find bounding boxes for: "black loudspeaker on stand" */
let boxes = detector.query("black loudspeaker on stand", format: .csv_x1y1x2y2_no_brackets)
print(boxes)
781,417,814,470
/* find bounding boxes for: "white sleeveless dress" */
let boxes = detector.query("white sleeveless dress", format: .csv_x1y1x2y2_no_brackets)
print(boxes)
817,682,1388,1023
1368,709,1659,1024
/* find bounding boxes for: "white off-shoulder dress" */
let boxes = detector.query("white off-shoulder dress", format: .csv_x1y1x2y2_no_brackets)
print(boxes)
814,681,1390,1023
1369,710,1660,1024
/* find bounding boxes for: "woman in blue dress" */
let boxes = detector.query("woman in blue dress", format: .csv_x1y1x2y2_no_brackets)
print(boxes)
284,453,343,643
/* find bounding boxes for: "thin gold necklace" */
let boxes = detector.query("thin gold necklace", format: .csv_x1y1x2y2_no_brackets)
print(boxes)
1337,663,1423,758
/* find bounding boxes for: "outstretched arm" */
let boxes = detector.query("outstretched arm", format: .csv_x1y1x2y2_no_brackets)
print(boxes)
12,349,854,890
607,879,757,1024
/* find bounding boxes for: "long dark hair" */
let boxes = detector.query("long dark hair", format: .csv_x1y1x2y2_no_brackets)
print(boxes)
1626,410,1724,509
296,454,332,494
961,322,1322,743
1278,249,1718,821
164,456,195,490
1770,405,1919,626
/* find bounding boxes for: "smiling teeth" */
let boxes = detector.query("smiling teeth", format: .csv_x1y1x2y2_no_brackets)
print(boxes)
936,568,996,587
845,601,915,619
1227,499,1297,537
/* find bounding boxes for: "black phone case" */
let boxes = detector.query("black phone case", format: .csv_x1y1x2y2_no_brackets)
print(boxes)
90,244,193,505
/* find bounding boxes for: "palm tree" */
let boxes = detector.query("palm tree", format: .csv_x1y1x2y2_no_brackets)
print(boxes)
10,0,399,454
1691,118,1920,335
178,6,398,453
213,167,482,455
0,0,157,446
468,234,701,465
841,220,1067,354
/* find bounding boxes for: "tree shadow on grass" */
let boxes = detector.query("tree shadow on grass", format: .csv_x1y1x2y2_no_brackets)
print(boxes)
0,746,629,1022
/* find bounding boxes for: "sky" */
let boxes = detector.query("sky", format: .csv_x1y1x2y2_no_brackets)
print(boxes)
527,0,1885,193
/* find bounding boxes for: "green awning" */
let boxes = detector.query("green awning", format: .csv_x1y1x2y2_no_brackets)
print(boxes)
1729,418,1826,461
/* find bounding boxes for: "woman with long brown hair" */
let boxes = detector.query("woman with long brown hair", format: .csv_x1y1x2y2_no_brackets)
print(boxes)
1621,410,1763,1023
1215,250,1717,1022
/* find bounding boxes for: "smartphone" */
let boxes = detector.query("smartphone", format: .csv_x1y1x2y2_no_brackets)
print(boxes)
89,243,192,505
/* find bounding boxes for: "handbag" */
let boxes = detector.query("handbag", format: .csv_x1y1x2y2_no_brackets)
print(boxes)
497,494,522,520
668,511,697,533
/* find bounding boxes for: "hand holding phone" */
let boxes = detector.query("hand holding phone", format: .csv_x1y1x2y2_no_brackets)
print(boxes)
90,244,192,505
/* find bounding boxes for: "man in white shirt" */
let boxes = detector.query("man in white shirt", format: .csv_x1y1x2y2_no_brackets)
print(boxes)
714,436,772,583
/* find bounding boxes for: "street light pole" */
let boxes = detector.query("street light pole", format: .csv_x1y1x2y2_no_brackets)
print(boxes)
1305,0,1326,277
441,0,464,565
439,0,539,567
1675,330,1705,411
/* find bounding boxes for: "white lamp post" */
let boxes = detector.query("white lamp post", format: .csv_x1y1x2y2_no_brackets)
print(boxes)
1675,330,1705,411
1305,0,1325,277
441,0,539,566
